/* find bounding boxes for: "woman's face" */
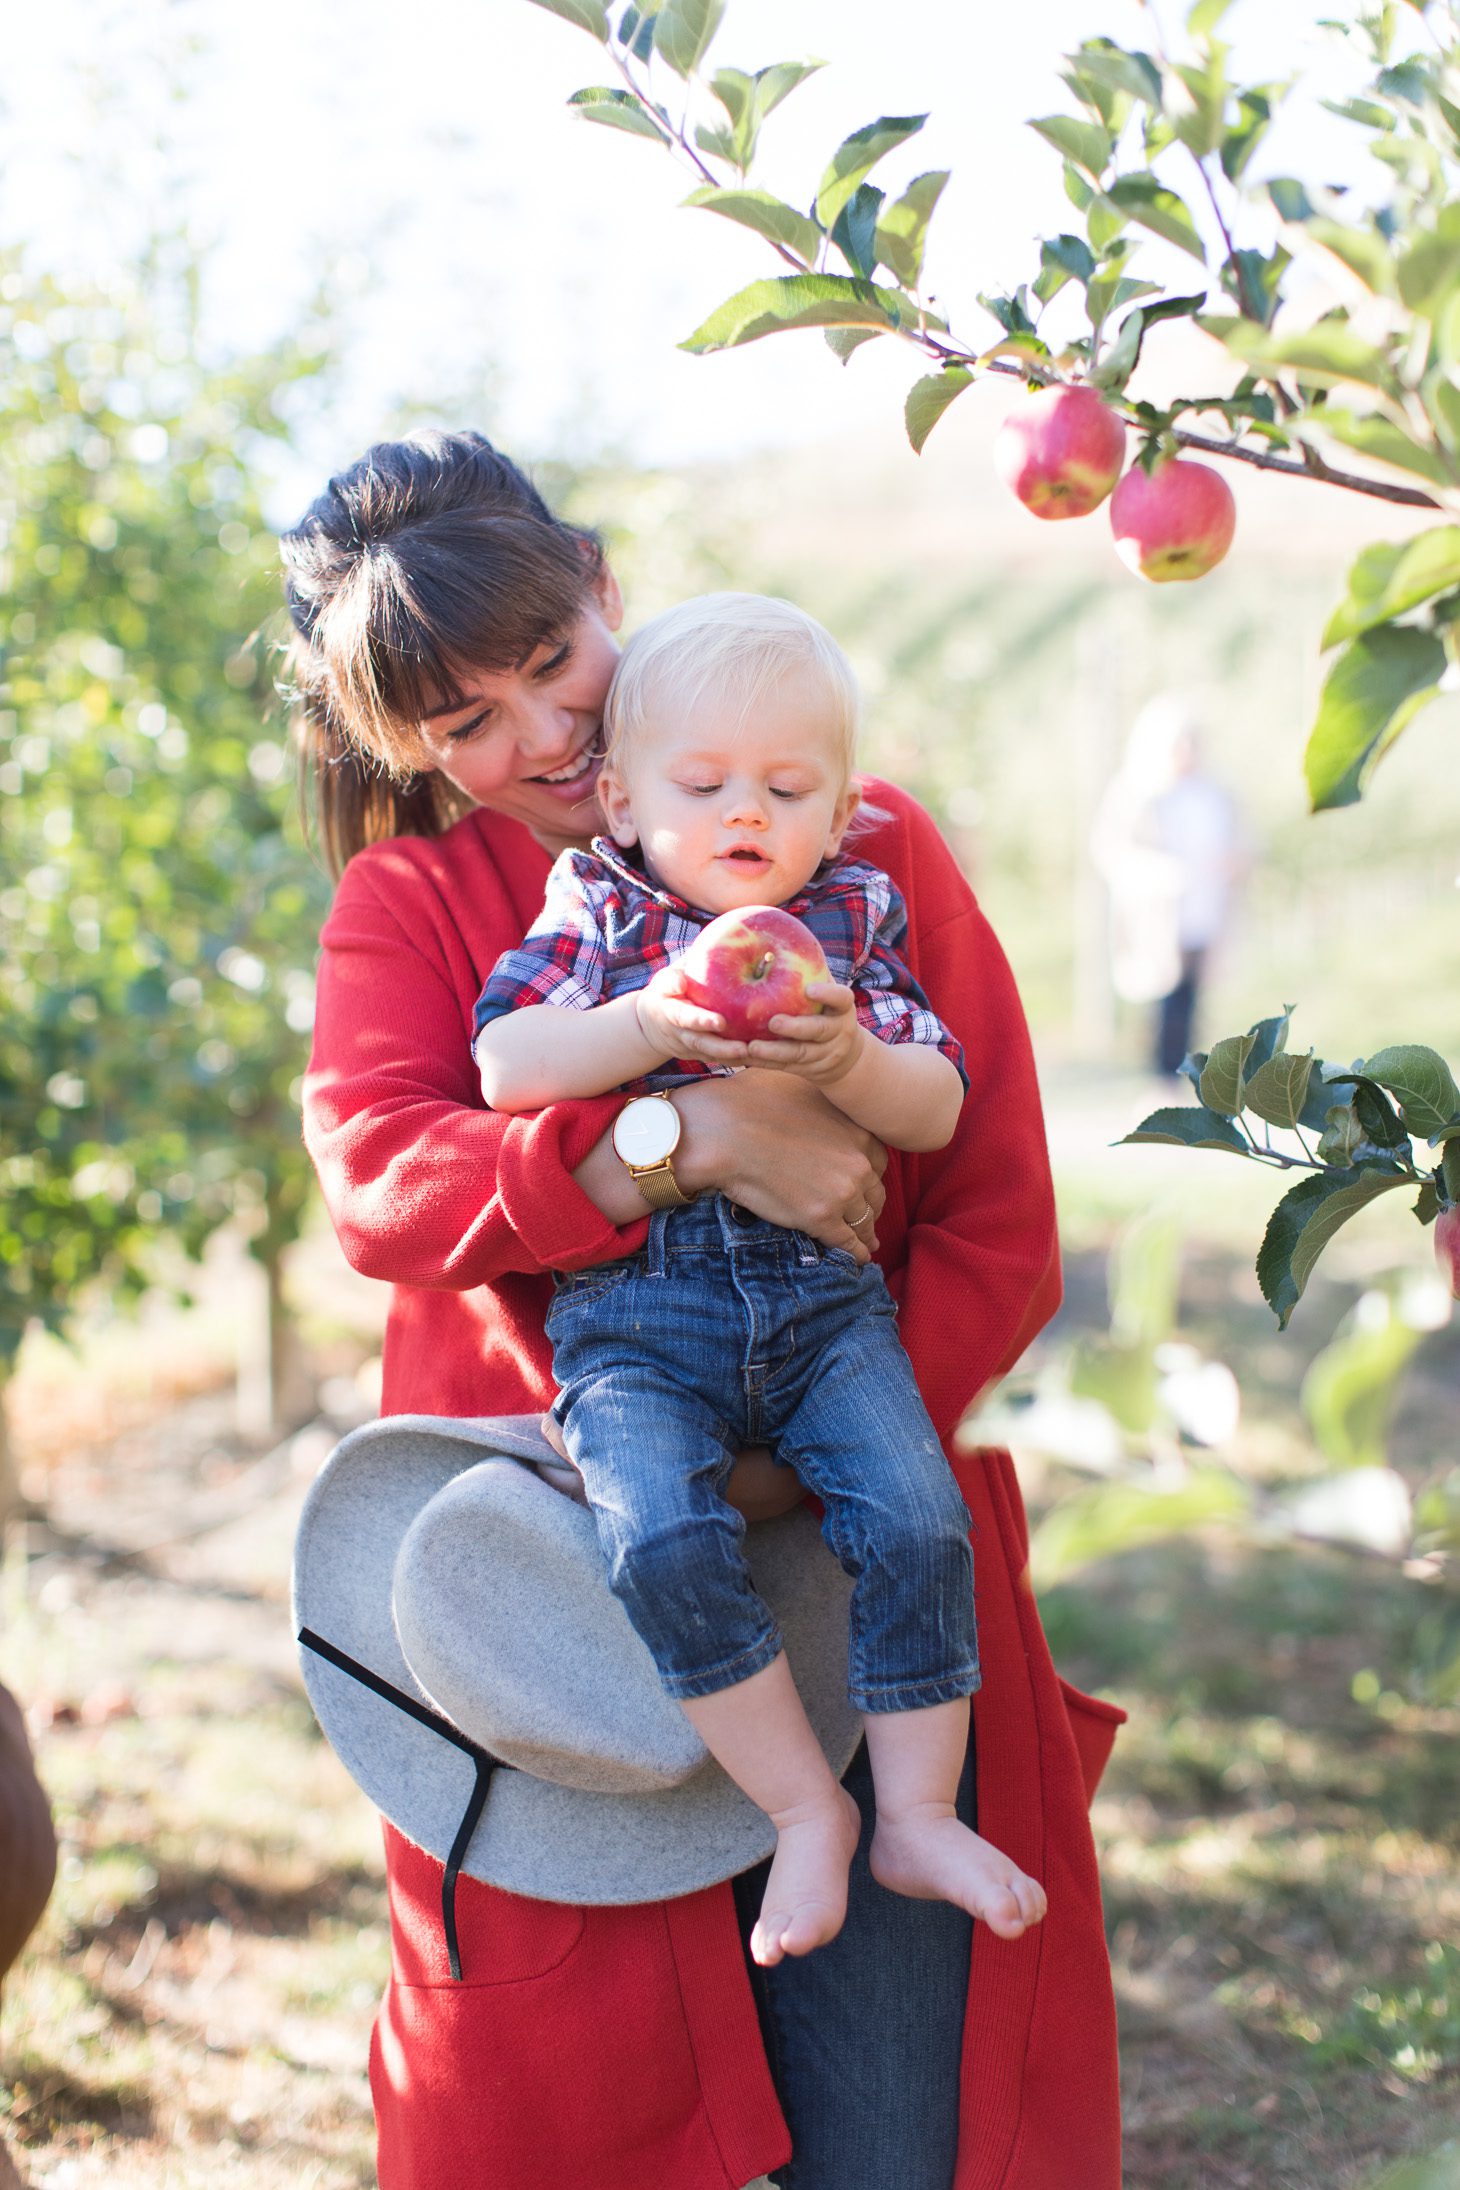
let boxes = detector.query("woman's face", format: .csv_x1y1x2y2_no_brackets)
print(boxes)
412,570,624,857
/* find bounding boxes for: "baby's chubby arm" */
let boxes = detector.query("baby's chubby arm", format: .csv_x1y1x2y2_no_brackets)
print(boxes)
477,965,757,1112
740,982,963,1153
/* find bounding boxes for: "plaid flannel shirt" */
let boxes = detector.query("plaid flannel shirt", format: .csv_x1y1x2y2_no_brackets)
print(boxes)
471,837,967,1100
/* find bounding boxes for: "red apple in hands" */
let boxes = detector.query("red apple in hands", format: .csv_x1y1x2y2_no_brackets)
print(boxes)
1435,1205,1460,1299
1110,456,1236,582
993,384,1127,520
675,906,832,1043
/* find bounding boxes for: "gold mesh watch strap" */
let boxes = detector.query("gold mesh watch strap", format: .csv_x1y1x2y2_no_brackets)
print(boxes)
629,1158,693,1210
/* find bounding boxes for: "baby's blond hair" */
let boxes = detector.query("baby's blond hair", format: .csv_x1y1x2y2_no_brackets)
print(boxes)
603,592,860,780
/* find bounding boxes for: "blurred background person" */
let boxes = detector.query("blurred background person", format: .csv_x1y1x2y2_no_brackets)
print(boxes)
1091,694,1251,1081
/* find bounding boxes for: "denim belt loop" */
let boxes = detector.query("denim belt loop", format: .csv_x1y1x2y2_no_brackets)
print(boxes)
645,1207,670,1277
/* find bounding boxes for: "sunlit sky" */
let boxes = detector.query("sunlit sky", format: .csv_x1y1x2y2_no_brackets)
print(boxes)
7,0,1382,506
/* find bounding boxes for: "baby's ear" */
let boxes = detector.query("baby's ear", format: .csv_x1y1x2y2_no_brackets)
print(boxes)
597,767,638,847
824,778,861,856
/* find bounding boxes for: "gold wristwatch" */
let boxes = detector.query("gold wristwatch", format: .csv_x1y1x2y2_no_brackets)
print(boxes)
612,1093,693,1210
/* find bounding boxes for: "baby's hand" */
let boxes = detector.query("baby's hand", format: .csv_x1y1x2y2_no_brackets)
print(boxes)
635,965,753,1069
746,981,865,1085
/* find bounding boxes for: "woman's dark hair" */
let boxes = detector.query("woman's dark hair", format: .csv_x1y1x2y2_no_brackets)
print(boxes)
280,430,605,875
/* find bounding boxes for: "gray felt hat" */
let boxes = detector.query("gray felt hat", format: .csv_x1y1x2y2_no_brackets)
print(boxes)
292,1414,859,1944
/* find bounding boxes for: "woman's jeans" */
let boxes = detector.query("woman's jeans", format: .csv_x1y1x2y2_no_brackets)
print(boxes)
548,1196,979,1712
733,1728,978,2190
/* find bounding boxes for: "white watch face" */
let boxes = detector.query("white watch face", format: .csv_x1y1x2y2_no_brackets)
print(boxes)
613,1096,681,1167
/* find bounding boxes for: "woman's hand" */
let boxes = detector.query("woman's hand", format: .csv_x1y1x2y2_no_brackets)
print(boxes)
675,1069,888,1263
537,1414,804,1522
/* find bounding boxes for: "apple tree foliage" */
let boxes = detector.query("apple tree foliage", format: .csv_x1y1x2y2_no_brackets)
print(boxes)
0,249,331,1426
526,0,1460,1322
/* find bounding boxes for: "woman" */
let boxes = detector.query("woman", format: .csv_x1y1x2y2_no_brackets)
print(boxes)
284,430,1123,2190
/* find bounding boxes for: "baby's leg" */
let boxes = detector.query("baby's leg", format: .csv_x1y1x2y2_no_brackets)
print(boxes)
681,1657,859,1968
864,1699,1046,1939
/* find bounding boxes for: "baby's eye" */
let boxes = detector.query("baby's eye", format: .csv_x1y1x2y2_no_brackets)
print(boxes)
770,787,806,801
680,781,721,797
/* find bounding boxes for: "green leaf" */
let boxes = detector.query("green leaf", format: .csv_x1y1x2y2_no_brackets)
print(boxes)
621,3,657,59
681,273,904,353
874,171,950,290
1267,177,1314,224
832,184,884,280
1109,1209,1184,1349
527,0,610,37
652,0,724,78
683,186,822,267
567,86,670,140
1361,1045,1460,1137
1200,1032,1258,1117
1415,1177,1440,1226
1317,1102,1367,1166
1220,88,1273,184
1243,1050,1315,1130
1068,1338,1159,1437
1298,408,1455,491
1396,208,1460,314
1036,232,1098,305
1187,0,1236,33
1171,53,1231,159
1089,307,1145,392
1030,1469,1249,1589
1029,114,1112,181
1201,315,1390,387
1104,174,1206,261
815,115,927,232
1087,195,1130,253
1300,1305,1422,1468
1322,528,1460,646
904,367,973,454
824,326,884,363
1244,1008,1293,1076
1305,624,1446,811
753,59,825,120
1075,42,1163,107
1305,219,1395,296
1120,1105,1250,1155
1257,1167,1408,1328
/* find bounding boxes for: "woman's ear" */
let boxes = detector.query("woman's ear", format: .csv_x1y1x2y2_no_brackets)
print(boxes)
824,778,861,859
592,562,625,633
596,764,638,848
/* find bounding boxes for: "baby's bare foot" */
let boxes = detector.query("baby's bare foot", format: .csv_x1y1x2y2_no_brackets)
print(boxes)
870,1810,1046,1939
750,1785,861,1967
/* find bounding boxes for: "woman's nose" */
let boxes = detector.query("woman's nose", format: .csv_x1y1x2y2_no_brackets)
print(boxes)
521,697,581,765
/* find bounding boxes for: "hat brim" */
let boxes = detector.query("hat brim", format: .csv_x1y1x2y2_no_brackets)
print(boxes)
292,1415,860,1905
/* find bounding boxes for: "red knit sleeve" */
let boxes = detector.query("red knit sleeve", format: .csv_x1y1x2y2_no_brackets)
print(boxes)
303,852,641,1290
876,797,1063,1441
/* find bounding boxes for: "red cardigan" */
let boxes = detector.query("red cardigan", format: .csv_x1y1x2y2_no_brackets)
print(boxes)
304,781,1124,2190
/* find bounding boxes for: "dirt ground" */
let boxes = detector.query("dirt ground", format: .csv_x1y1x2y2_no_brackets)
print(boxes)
1,1223,1458,2188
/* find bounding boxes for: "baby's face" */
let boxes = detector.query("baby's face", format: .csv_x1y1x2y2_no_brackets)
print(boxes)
597,672,858,915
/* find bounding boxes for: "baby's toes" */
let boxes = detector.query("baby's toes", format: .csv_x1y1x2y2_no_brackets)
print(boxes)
980,1884,1029,1939
1014,1874,1047,1929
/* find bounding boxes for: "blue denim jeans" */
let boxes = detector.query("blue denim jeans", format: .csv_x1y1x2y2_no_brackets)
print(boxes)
733,1727,978,2190
547,1196,979,1713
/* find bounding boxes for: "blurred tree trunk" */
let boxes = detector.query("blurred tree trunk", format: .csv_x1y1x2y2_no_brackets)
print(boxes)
0,1368,19,1541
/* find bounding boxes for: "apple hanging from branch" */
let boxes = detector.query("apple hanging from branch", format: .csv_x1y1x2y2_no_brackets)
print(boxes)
992,384,1127,521
1109,455,1237,584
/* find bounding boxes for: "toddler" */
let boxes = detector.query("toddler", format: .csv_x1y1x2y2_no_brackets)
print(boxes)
473,593,1045,1964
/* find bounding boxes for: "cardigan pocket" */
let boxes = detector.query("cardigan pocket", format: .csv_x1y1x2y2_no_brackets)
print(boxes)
1058,1677,1127,1807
